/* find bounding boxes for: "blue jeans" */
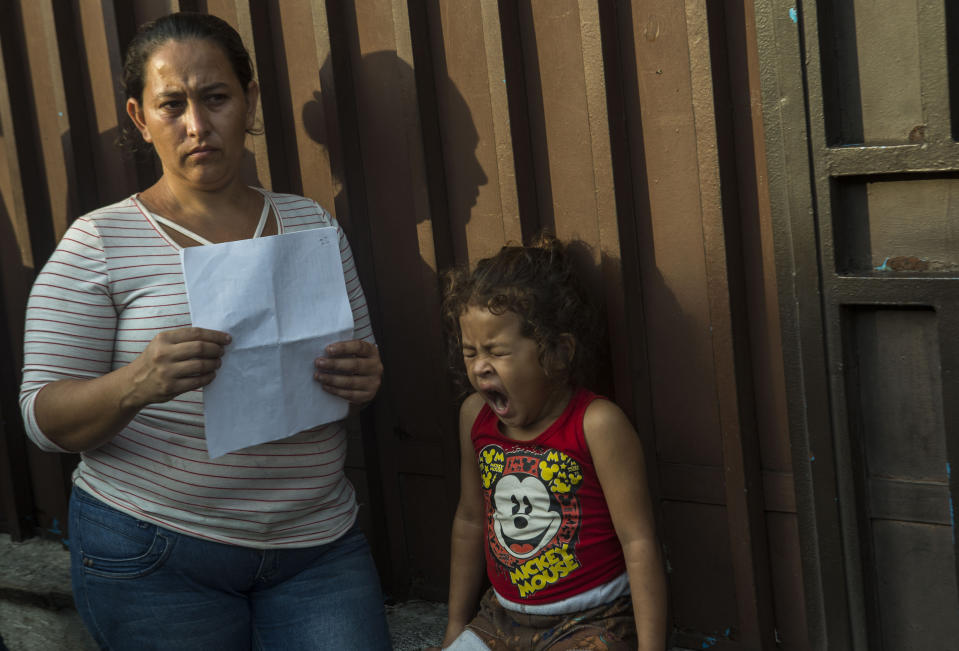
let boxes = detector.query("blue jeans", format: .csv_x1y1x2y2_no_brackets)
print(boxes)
69,486,391,650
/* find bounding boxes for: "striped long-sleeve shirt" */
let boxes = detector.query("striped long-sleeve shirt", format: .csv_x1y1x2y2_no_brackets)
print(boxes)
20,191,374,548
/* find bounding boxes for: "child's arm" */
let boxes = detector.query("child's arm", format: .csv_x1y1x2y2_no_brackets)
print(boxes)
440,393,488,647
584,399,667,651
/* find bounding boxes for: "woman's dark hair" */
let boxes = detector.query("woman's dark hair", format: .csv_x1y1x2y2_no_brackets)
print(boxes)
442,233,602,392
119,12,258,150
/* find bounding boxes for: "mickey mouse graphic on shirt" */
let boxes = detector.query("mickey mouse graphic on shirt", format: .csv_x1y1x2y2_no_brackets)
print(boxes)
477,444,584,598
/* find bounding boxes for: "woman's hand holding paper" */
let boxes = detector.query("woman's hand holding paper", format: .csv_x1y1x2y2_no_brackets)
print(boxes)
314,339,383,406
127,327,232,407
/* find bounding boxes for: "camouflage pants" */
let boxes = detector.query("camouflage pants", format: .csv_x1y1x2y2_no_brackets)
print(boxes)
463,588,637,650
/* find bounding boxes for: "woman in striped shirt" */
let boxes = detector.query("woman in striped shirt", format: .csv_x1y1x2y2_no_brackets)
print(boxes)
19,12,391,650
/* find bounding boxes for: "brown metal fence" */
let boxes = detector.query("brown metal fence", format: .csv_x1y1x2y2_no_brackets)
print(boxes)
0,1,806,648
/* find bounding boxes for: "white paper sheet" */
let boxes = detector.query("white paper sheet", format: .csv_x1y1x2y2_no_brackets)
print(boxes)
181,227,353,458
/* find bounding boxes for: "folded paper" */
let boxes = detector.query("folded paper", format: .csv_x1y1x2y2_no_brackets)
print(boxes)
182,227,353,458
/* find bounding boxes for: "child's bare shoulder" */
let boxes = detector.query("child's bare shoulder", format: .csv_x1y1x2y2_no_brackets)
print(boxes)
583,397,630,430
583,397,641,450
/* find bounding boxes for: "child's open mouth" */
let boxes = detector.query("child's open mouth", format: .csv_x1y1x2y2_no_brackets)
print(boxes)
483,389,510,416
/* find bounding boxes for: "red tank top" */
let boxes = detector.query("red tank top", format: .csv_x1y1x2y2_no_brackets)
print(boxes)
471,388,626,604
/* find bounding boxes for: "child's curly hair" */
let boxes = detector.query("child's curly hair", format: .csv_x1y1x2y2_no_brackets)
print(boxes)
442,233,602,393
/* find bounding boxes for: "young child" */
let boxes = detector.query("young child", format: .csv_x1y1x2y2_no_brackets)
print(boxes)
438,236,667,650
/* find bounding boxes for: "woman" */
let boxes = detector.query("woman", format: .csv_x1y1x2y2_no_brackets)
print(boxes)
19,12,391,649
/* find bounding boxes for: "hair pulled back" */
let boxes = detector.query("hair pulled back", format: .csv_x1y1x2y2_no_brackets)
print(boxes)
119,12,257,150
442,233,602,392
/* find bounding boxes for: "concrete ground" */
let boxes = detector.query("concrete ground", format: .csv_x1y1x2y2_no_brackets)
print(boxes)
0,534,695,650
0,533,447,650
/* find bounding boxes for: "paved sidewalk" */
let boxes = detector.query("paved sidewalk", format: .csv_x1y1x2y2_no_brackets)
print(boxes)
0,533,95,650
0,534,696,650
0,533,446,650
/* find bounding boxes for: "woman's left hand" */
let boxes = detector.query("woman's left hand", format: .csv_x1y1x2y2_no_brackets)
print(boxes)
314,339,383,405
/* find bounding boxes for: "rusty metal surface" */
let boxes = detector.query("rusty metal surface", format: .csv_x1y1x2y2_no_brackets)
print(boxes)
0,0,807,646
825,142,959,176
834,175,959,273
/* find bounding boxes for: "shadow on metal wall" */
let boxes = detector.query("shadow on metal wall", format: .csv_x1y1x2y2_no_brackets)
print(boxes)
303,49,489,598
